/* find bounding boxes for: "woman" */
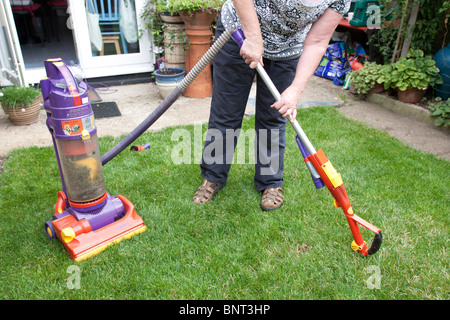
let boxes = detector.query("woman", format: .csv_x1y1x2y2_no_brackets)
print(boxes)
193,0,350,211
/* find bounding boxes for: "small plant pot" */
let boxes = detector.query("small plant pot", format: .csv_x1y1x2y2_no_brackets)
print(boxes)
369,82,385,94
154,68,185,99
3,96,42,125
160,12,183,24
162,21,186,69
156,81,179,99
397,87,426,103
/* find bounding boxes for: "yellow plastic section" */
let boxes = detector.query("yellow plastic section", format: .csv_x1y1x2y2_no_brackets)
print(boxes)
74,226,147,262
322,161,343,188
61,227,76,243
351,241,361,252
46,226,53,238
81,130,90,141
351,240,366,252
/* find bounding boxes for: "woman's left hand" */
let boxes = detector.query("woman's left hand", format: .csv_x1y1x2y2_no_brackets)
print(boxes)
270,85,302,122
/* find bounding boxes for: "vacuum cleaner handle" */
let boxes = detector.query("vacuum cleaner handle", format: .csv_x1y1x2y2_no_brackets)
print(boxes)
45,59,82,106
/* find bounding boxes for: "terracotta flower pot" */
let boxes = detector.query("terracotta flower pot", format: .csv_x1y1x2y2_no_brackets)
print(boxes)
180,10,218,98
397,87,426,103
3,96,42,125
369,82,385,94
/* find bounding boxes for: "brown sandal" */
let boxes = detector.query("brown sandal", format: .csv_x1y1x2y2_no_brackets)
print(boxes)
193,179,226,204
260,187,284,211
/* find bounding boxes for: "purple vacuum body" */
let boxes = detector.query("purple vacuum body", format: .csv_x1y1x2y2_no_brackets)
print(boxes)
41,59,145,260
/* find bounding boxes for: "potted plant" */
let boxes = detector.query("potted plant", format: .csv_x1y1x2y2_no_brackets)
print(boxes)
351,62,389,95
141,0,187,69
170,0,224,16
388,49,443,103
153,57,186,99
0,86,41,126
169,0,225,98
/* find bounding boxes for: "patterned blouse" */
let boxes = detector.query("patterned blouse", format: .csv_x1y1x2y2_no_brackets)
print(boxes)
220,0,350,60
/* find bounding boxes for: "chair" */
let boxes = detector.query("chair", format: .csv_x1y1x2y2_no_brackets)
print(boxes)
47,0,68,41
86,0,128,54
11,0,46,47
99,35,121,55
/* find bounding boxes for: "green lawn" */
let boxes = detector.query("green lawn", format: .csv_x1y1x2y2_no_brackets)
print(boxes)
0,107,448,300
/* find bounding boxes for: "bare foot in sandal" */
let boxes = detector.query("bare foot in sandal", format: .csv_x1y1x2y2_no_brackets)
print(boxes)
193,179,226,204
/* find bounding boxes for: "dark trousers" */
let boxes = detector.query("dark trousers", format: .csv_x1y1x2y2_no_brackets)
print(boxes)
200,20,299,191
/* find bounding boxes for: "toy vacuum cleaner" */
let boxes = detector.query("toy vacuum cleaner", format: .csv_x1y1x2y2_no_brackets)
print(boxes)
232,30,382,256
41,58,146,261
40,30,234,260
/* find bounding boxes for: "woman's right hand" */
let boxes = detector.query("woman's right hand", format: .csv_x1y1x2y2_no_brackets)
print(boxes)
240,33,264,69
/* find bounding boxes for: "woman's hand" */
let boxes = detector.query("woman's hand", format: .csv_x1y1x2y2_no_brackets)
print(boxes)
270,85,302,122
234,0,264,69
240,34,264,69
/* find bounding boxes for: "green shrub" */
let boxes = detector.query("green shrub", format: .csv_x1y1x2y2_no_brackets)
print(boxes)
387,49,443,91
427,97,450,127
351,62,390,95
0,86,40,110
170,0,225,14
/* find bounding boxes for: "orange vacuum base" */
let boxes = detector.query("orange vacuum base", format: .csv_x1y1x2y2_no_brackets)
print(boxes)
56,195,146,262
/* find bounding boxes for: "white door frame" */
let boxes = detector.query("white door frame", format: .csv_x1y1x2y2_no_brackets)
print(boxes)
0,0,26,87
69,0,154,79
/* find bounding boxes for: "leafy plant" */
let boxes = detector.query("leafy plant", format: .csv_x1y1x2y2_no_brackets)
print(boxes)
141,1,189,60
351,62,390,95
141,1,176,50
371,0,448,63
0,86,40,110
439,0,450,18
387,49,443,91
427,97,450,127
169,0,225,14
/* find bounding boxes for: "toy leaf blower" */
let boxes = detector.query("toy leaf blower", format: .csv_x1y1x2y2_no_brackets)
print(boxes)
41,59,146,261
232,30,382,256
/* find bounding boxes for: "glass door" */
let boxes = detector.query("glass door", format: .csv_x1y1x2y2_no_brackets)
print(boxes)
70,0,153,79
1,0,153,85
0,0,25,86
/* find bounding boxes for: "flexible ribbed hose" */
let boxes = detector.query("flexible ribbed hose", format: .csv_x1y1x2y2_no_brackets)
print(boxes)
101,29,234,165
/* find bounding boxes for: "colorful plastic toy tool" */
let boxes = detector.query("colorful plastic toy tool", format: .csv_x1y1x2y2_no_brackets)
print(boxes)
232,30,382,256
